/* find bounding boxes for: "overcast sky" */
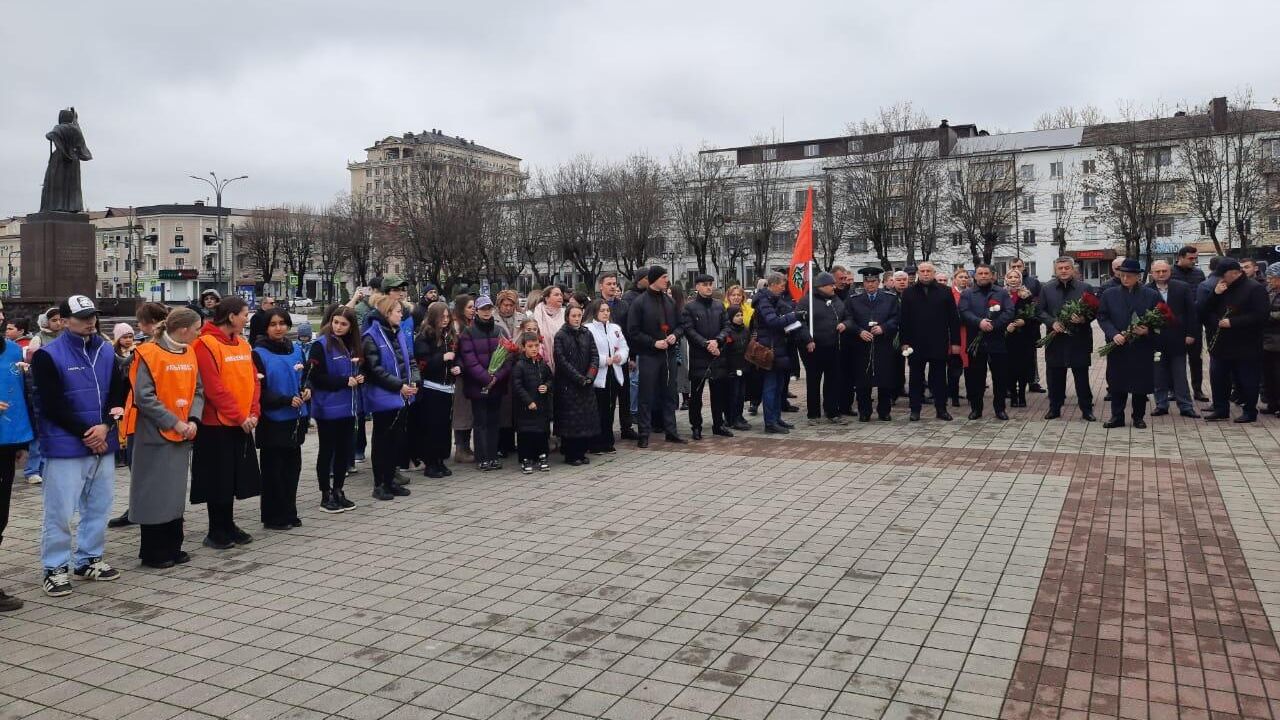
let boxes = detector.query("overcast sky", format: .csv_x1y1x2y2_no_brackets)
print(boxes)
2,0,1276,217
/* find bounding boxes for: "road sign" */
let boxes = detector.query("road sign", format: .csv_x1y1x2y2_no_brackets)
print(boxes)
0,282,10,293
288,274,298,287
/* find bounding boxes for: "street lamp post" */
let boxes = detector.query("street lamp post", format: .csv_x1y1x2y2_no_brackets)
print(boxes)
6,250,19,298
188,172,248,296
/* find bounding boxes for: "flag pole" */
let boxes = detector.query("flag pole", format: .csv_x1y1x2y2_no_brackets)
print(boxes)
807,260,814,339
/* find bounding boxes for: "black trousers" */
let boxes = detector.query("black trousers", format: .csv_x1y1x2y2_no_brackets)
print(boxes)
965,351,1009,413
1189,340,1205,395
838,343,857,415
802,347,842,419
1047,365,1093,411
354,413,367,457
908,357,947,413
371,409,406,489
0,446,15,548
561,436,589,462
946,355,963,402
730,374,747,422
517,431,548,463
260,446,301,526
1110,392,1148,421
1211,355,1261,417
472,395,502,463
617,370,634,432
139,519,183,564
594,379,617,451
207,501,236,542
689,372,732,430
636,353,678,437
315,418,354,494
1263,351,1280,411
856,379,893,419
499,428,516,455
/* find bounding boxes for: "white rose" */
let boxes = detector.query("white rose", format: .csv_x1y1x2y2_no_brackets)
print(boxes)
1153,352,1163,363
902,347,914,357
868,321,878,327
989,304,1001,312
293,363,305,371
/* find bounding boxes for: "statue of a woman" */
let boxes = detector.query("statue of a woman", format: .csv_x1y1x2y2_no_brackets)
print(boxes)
39,107,92,213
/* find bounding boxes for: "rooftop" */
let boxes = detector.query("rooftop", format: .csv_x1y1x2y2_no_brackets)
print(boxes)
363,129,521,162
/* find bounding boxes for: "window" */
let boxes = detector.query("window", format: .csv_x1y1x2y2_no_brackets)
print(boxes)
1053,227,1066,245
794,190,807,208
1156,183,1177,202
175,225,183,232
1082,192,1097,209
888,229,905,245
1082,159,1096,174
893,136,909,147
174,258,185,268
1155,221,1173,237
149,258,157,271
848,236,868,253
950,231,964,247
174,235,184,247
1270,214,1280,231
888,200,903,219
1019,164,1035,181
804,144,820,158
977,163,1007,180
1019,194,1036,212
762,148,777,161
1050,162,1064,179
1264,139,1280,159
773,192,789,210
1145,147,1173,168
769,231,791,251
365,183,372,193
1022,229,1037,245
1051,193,1065,212
102,261,110,272
204,227,212,233
848,139,863,153
722,195,735,217
948,170,962,185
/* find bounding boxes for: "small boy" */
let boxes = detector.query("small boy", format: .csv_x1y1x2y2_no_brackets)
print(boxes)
512,333,553,474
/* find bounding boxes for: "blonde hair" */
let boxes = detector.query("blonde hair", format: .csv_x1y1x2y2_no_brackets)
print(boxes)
155,307,201,335
373,295,402,319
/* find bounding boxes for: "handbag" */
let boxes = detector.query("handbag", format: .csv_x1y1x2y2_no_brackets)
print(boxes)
745,332,774,370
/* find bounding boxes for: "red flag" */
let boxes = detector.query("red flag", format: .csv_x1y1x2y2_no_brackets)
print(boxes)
787,187,814,301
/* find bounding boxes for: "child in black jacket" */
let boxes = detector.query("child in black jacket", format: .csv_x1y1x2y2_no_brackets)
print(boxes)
511,333,553,474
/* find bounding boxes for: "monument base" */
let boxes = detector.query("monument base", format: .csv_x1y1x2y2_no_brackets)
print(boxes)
21,212,97,299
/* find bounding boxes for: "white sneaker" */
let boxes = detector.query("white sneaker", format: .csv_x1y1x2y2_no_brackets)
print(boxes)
26,474,41,485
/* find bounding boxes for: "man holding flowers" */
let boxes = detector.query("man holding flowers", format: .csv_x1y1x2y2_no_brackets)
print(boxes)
1037,257,1099,421
1097,259,1163,428
958,265,1014,420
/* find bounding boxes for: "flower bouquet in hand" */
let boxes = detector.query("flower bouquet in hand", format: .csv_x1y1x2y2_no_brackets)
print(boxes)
1037,292,1100,348
482,337,520,394
967,298,1002,355
1007,300,1039,335
1207,305,1237,353
1097,302,1172,356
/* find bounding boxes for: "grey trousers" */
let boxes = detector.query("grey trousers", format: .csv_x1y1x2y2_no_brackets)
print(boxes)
1153,352,1193,412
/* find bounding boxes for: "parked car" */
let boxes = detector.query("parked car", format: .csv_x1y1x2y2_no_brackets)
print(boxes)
290,296,314,308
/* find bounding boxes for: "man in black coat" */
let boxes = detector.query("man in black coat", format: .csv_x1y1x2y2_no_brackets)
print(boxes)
681,274,730,439
846,267,899,421
1037,257,1098,421
1202,258,1270,422
899,262,959,421
1009,258,1045,393
959,265,1015,420
1146,261,1199,417
1171,246,1209,400
247,295,275,346
1098,259,1162,428
598,272,635,439
1171,245,1207,286
626,266,685,447
796,272,848,425
1194,256,1223,403
832,266,857,415
1099,257,1125,293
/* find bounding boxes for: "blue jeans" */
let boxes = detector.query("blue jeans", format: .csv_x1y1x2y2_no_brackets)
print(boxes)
629,365,640,416
762,369,787,427
24,438,44,478
41,454,115,571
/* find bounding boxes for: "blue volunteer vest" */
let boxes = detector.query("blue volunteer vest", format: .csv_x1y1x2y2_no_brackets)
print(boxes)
309,335,359,420
362,322,414,414
37,332,118,458
0,341,33,447
253,343,309,422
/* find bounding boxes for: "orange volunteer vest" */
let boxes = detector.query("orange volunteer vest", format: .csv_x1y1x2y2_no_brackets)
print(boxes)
128,342,200,442
196,333,255,426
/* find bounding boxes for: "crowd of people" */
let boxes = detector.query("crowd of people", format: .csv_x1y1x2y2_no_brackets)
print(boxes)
0,246,1276,611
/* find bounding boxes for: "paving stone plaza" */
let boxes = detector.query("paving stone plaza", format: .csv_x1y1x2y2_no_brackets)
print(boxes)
2,358,1279,720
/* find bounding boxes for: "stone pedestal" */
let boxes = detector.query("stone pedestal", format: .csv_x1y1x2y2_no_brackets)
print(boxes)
20,211,97,300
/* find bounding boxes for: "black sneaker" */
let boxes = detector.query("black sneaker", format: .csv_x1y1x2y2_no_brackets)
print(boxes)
425,464,445,478
521,460,534,475
440,465,453,477
321,493,343,514
73,558,120,582
263,522,293,531
42,568,71,597
389,484,410,497
336,490,356,511
372,486,395,501
173,552,191,565
202,535,235,550
290,519,302,528
229,528,254,546
731,420,751,431
537,455,550,472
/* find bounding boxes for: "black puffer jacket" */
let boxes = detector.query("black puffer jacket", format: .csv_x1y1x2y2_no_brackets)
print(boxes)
511,356,553,433
553,324,600,439
681,295,728,377
796,291,847,350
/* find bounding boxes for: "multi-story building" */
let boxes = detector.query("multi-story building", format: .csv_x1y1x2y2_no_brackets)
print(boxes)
348,129,523,217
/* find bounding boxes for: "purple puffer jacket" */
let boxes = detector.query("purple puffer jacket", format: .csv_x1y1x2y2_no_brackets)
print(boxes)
458,319,512,400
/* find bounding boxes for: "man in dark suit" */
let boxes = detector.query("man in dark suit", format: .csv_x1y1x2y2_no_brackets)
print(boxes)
1009,257,1045,393
796,272,848,425
959,265,1015,420
1146,260,1199,417
846,267,899,421
1202,258,1271,423
899,263,959,422
1037,257,1097,421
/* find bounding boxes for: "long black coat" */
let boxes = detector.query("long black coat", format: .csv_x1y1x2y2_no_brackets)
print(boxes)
627,289,683,357
681,295,728,377
899,282,960,360
959,284,1015,355
553,325,600,439
1098,284,1161,395
1146,280,1197,356
511,356,553,433
1037,278,1097,368
1203,277,1270,360
796,291,848,350
846,290,900,387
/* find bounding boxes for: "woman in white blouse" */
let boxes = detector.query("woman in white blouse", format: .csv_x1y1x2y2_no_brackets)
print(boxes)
584,299,629,454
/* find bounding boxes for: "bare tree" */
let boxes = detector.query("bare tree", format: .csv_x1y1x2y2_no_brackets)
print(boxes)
1033,104,1107,130
837,162,896,271
601,154,666,281
816,176,851,270
239,208,287,290
739,135,790,278
279,204,319,299
1087,107,1174,267
943,155,1020,266
539,156,607,287
499,181,559,287
314,200,350,303
340,193,381,287
1047,157,1083,256
668,148,733,275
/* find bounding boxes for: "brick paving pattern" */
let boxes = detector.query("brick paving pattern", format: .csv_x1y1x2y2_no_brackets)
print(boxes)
2,356,1279,719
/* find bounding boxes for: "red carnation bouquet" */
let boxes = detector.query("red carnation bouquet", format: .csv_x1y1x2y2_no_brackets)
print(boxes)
1037,291,1100,348
1097,302,1171,356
